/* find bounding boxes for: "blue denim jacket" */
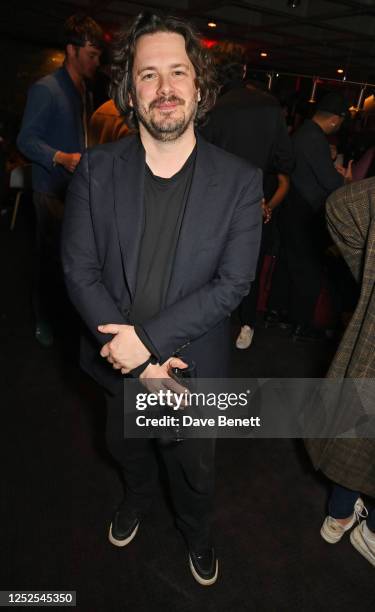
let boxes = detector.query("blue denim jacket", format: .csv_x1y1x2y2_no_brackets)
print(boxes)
17,66,85,198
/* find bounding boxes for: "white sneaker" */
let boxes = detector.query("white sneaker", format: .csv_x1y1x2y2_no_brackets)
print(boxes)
235,325,254,349
320,498,367,544
350,521,375,567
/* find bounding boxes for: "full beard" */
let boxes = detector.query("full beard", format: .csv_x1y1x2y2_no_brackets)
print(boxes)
134,95,198,142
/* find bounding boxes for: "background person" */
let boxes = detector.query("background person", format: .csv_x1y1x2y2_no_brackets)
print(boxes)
17,14,103,347
306,177,375,567
275,92,352,341
89,99,130,145
201,57,293,349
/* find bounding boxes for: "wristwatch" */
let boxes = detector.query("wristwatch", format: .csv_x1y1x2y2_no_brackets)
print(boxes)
129,355,159,378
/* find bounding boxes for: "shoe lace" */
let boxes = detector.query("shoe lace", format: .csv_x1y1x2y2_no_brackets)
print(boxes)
354,500,368,524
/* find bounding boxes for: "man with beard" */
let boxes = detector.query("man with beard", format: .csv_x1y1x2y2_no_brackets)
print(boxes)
17,14,103,346
61,12,262,585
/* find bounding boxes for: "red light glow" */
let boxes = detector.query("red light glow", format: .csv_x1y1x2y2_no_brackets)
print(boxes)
201,38,217,49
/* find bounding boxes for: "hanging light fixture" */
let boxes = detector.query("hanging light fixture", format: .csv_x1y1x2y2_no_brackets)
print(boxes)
267,72,274,91
354,86,367,112
309,78,318,103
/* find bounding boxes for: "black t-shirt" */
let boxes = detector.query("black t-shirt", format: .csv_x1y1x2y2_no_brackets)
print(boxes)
130,146,197,326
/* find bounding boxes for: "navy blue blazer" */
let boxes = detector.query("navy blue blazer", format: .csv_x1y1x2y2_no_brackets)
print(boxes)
17,67,85,198
61,134,262,392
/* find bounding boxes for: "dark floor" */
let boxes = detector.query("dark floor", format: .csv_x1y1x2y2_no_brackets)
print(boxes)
1,202,374,612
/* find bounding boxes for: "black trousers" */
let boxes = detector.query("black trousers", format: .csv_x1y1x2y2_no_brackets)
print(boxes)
267,207,291,315
269,196,359,325
33,192,64,325
278,193,327,326
105,391,216,550
33,191,78,335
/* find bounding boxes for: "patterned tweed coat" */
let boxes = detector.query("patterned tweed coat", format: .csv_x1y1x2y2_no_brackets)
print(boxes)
305,177,375,498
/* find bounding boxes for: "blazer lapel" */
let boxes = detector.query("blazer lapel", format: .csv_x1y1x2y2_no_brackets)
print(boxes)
113,137,145,299
167,135,219,299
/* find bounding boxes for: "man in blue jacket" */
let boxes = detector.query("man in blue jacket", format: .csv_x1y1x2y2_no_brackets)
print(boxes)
17,14,103,346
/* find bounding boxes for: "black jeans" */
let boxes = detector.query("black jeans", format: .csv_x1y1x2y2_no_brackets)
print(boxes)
105,391,216,550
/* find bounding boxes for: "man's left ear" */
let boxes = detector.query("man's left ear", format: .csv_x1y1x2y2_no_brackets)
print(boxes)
197,89,201,102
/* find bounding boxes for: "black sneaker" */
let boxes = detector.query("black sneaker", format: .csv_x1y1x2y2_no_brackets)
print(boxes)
189,548,218,586
264,309,292,330
264,309,280,328
108,503,139,547
35,320,54,348
291,324,324,342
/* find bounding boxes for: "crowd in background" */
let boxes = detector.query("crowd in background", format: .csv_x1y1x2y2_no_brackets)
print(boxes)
1,12,374,575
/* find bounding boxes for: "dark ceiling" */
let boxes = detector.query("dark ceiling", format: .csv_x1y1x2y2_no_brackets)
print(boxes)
3,0,375,82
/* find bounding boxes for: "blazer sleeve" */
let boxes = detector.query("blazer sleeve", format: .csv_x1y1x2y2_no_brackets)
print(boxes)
61,151,127,346
139,168,263,362
326,178,375,282
17,83,58,170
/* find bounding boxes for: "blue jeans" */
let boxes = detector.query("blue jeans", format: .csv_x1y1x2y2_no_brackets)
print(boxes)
329,484,375,532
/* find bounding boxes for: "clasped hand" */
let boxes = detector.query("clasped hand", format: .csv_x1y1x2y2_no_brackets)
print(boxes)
98,323,150,374
98,323,189,403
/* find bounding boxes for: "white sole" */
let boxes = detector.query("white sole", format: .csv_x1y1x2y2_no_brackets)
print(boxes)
320,498,365,544
235,327,254,350
108,521,139,547
189,555,218,586
320,523,346,544
350,527,375,567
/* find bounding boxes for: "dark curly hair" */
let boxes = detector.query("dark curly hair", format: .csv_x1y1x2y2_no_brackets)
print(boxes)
110,12,218,128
